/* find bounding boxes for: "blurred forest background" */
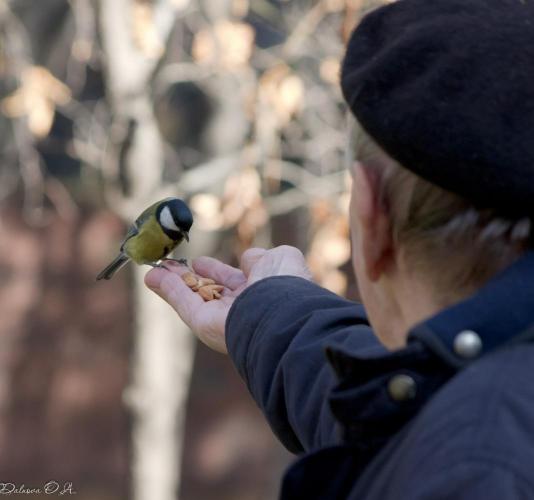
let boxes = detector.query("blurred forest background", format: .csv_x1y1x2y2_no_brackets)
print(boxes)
0,0,386,499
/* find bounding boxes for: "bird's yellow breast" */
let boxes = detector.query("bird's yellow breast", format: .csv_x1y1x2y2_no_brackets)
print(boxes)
123,216,179,264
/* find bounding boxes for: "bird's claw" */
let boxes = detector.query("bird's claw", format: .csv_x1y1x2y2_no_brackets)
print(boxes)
148,262,163,268
147,258,189,272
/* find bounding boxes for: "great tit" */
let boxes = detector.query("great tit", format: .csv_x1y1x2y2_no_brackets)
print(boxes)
96,197,193,280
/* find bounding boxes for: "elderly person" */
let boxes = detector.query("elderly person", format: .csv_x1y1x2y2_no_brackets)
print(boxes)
145,0,534,498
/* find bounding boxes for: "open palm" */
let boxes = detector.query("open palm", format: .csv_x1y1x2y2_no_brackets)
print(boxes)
145,247,312,354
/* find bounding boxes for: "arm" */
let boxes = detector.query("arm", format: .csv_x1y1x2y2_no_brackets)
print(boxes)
226,275,382,453
144,246,385,453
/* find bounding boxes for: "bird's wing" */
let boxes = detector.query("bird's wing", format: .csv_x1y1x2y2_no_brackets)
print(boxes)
120,222,139,250
136,198,172,227
120,198,173,250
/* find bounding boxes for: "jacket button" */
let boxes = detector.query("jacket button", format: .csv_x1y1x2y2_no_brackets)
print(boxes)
453,330,483,358
387,374,417,402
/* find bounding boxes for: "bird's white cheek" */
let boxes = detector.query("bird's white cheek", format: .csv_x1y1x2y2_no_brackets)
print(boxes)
159,205,180,232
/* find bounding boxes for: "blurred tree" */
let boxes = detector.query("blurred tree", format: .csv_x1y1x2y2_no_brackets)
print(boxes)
0,0,386,498
97,2,197,500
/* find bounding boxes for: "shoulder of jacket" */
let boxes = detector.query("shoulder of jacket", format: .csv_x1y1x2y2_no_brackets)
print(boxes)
406,344,534,469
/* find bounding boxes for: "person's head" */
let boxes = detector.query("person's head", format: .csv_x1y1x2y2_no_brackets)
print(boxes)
347,118,532,349
341,0,534,348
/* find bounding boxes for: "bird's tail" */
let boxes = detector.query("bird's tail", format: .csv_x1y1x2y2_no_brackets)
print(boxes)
96,254,130,280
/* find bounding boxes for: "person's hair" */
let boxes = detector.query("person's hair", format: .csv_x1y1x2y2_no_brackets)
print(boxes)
348,117,532,303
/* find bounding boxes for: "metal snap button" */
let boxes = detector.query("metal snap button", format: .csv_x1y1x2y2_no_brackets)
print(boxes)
453,330,483,359
387,374,417,402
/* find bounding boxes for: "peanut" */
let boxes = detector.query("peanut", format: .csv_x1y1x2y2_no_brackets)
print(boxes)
198,286,214,301
199,284,224,301
197,277,216,287
181,271,223,301
182,272,198,288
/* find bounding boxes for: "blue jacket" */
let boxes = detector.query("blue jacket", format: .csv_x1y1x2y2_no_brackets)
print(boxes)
225,252,534,499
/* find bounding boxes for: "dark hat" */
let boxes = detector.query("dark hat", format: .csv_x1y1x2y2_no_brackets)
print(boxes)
341,0,534,215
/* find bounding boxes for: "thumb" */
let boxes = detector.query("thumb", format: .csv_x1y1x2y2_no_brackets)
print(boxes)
144,267,167,290
240,247,267,277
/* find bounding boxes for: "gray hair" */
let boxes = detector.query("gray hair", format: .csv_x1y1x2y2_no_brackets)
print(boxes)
348,117,532,301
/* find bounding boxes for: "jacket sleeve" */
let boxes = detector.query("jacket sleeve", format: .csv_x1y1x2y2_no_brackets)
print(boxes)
225,275,386,454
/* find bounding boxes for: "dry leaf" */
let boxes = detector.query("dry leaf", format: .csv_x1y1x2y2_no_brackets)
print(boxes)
278,75,304,118
1,66,71,138
259,64,304,125
71,40,92,62
193,21,255,70
232,0,249,17
309,215,350,268
222,167,262,227
307,205,352,296
310,199,334,225
132,1,164,58
190,193,224,231
320,58,341,85
324,0,345,12
171,0,190,10
321,269,348,295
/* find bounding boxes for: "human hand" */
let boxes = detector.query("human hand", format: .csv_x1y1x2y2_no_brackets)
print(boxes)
144,246,312,354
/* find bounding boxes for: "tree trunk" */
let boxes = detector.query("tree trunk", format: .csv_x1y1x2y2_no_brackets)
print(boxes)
98,1,195,499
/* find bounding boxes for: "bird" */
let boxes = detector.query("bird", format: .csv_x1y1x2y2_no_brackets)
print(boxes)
96,197,193,280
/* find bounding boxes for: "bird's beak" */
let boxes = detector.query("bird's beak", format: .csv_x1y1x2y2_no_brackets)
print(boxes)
182,230,189,242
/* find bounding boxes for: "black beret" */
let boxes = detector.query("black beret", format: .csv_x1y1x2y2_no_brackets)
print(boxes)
341,0,534,215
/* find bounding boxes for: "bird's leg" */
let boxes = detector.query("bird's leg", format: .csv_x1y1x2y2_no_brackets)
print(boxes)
147,261,168,269
147,260,185,272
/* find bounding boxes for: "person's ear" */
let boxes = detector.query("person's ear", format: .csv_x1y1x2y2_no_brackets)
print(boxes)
352,162,394,282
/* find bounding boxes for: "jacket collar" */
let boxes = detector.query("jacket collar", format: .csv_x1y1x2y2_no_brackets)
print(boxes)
410,250,534,368
325,250,534,460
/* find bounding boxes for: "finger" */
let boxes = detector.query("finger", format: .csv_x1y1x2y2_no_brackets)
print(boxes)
192,256,246,290
144,267,168,289
144,268,204,326
158,260,193,277
240,247,267,277
144,263,191,290
145,268,181,311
